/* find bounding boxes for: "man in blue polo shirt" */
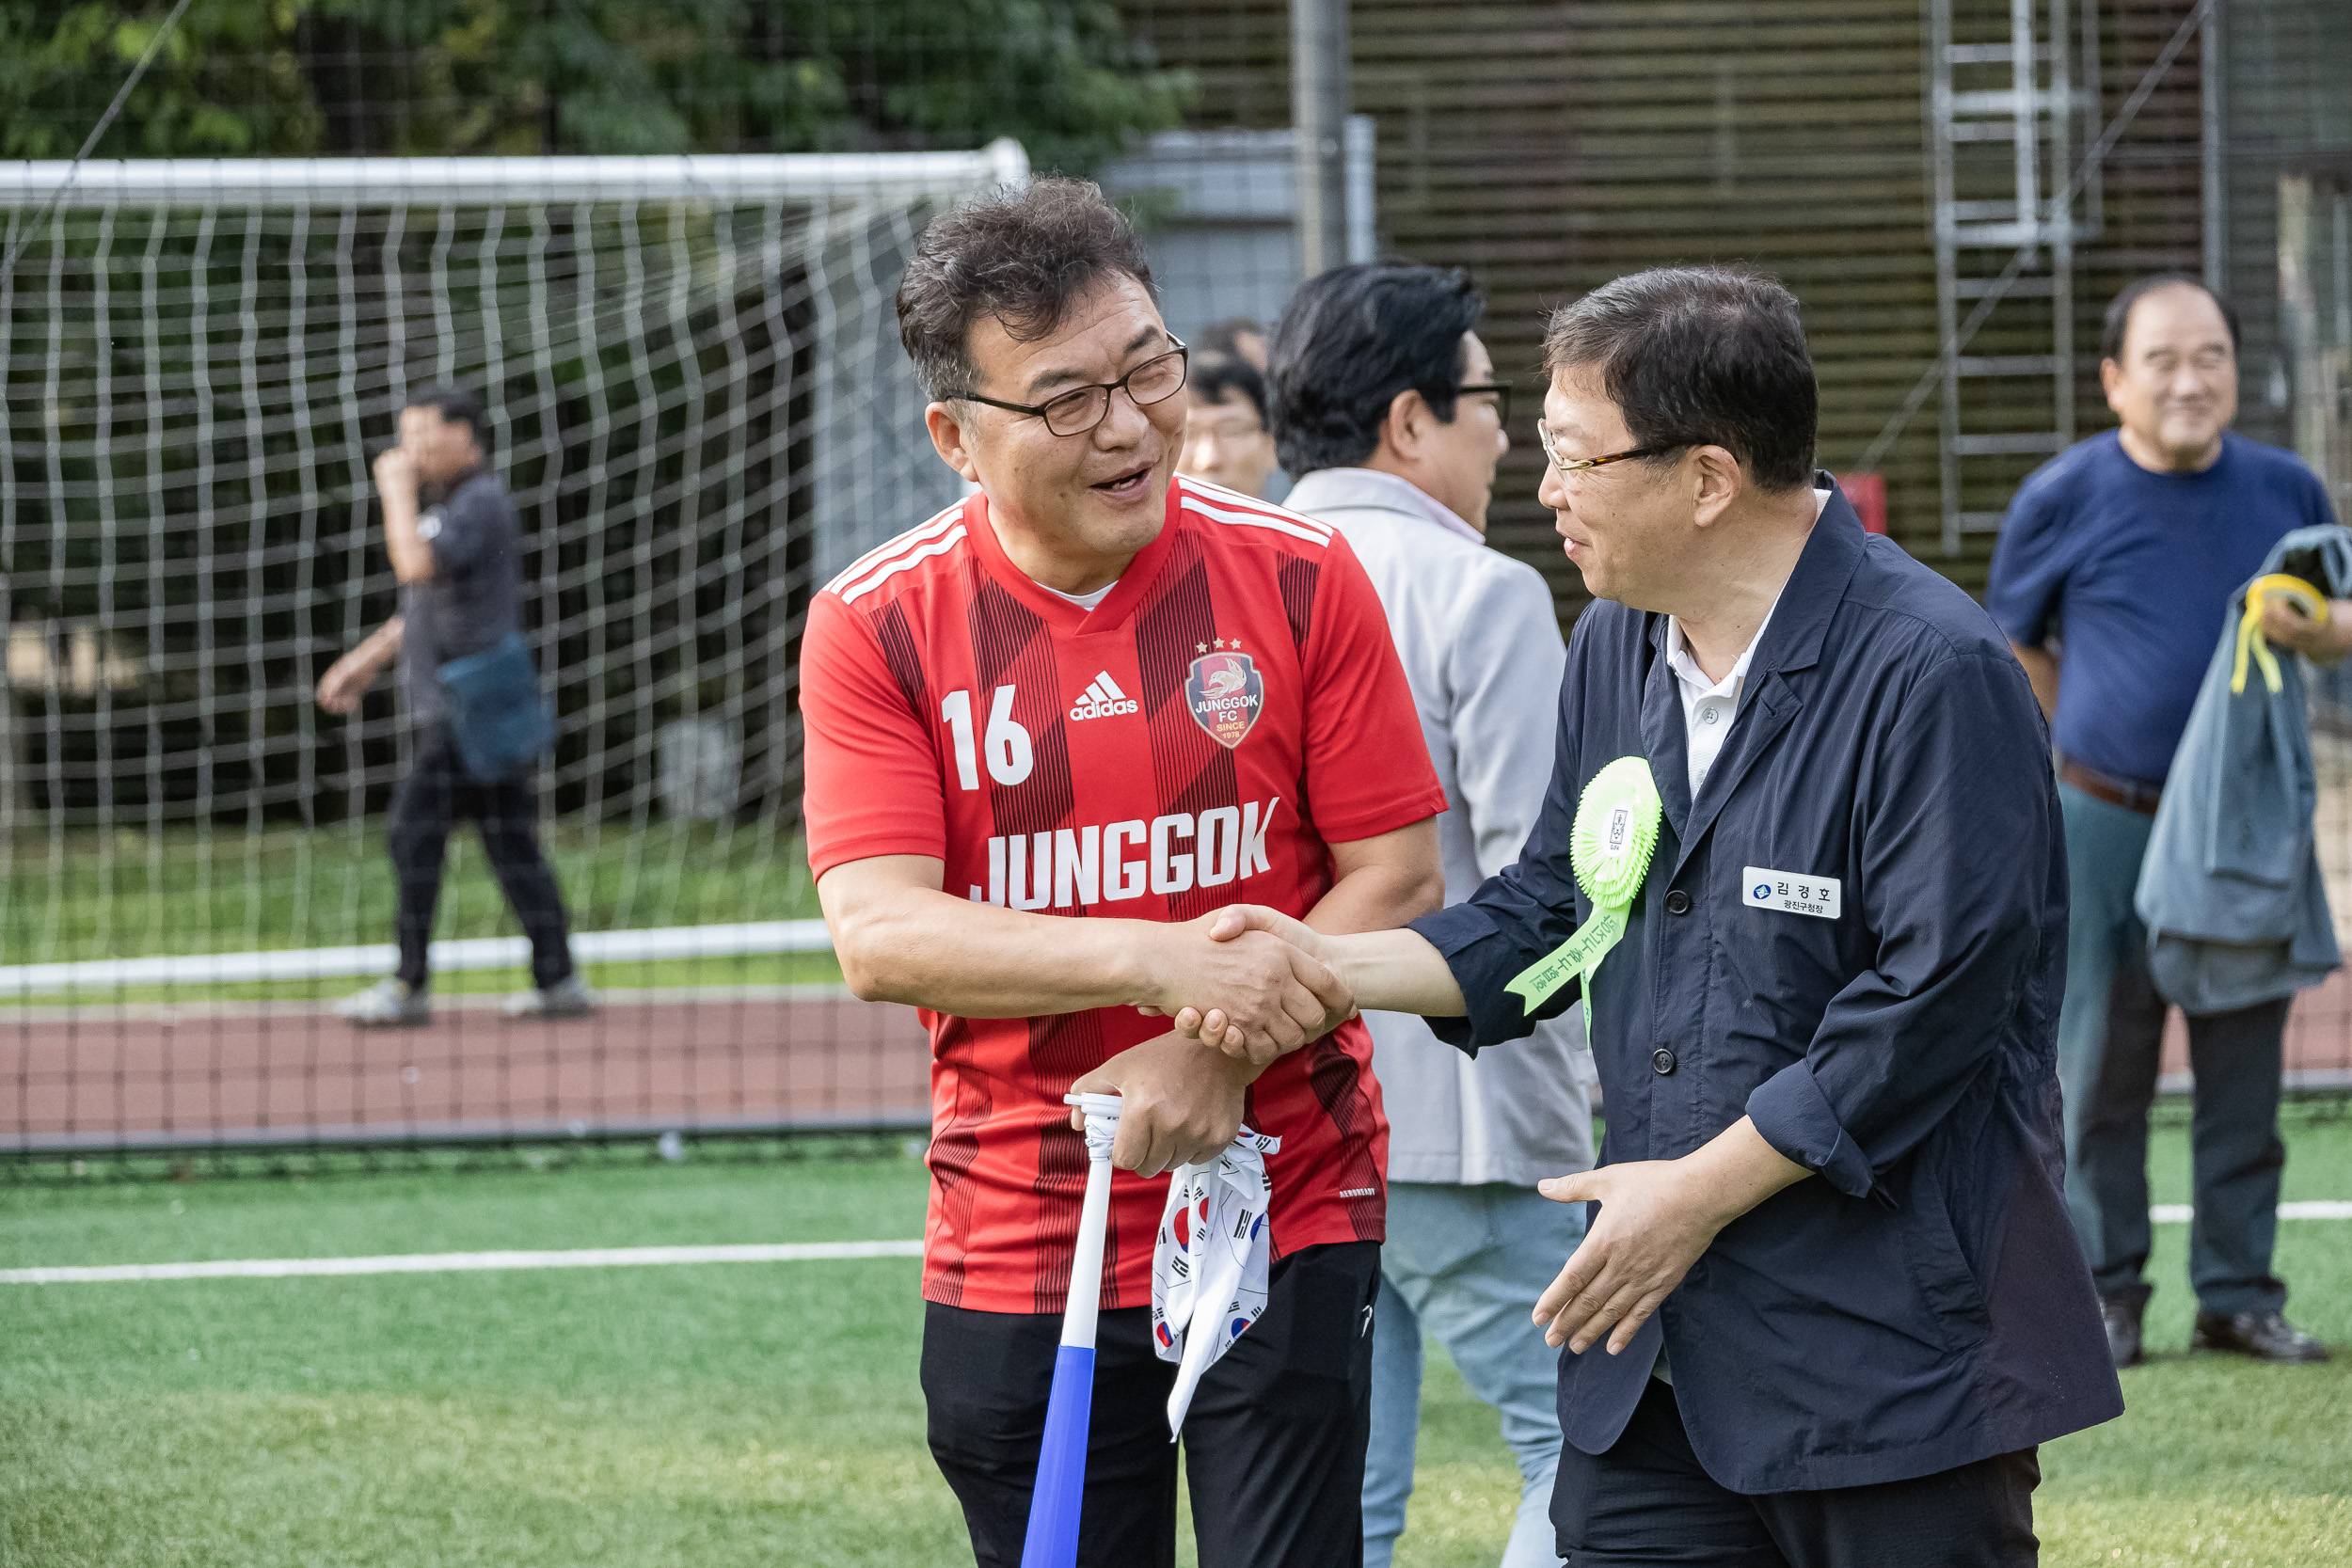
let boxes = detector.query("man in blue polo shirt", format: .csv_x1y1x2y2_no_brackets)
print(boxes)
1986,275,2337,1369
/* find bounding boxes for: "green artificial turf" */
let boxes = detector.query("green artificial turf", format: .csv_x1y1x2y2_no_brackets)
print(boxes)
3,1114,2346,1567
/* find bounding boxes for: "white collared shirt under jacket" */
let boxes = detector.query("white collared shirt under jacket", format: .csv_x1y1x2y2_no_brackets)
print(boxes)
1661,486,1823,796
1663,601,1778,798
1285,467,1595,1186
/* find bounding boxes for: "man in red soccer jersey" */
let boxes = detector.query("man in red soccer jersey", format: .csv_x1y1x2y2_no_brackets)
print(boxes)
801,179,1447,1568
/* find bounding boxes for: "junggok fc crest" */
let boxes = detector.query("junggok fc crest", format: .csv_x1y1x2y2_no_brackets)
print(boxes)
1184,651,1263,749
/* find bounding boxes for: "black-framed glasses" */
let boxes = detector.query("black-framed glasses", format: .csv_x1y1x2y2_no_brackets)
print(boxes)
946,337,1190,437
1536,421,1677,477
1456,382,1512,426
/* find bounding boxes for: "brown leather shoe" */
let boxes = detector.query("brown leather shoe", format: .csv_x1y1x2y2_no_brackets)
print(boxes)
2102,1294,2146,1369
2191,1309,2330,1364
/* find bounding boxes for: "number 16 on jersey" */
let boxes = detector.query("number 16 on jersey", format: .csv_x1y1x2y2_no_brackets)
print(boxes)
942,686,1033,788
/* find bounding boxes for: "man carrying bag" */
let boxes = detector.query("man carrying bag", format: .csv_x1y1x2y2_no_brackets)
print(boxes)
317,385,587,1026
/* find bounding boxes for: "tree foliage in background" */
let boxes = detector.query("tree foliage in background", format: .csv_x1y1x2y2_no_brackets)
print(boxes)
0,0,1190,171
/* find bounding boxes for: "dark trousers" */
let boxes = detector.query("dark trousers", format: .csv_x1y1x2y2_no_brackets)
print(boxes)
920,1241,1378,1568
1551,1378,2040,1568
2056,783,2291,1315
389,721,575,991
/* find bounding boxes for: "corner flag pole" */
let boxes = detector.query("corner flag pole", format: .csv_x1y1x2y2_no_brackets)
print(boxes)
1024,1092,1120,1568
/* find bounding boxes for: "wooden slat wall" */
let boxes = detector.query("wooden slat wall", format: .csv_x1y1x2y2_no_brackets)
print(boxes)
1123,0,2210,615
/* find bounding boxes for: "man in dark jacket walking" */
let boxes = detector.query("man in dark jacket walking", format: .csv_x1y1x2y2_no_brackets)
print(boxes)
317,385,589,1026
1185,267,2122,1565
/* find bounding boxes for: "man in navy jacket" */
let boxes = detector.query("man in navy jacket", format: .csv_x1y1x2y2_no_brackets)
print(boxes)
1177,267,2122,1564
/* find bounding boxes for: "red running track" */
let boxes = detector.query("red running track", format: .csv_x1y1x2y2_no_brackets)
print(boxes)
2,990,934,1151
7,971,2346,1154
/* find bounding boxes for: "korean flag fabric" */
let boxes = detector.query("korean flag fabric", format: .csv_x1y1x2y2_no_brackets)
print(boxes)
1151,1126,1281,1436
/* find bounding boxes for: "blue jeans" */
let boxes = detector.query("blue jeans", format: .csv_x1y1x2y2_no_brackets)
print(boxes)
2057,782,2291,1315
1363,1183,1586,1568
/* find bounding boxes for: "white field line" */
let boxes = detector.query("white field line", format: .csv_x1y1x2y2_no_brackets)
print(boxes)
0,920,834,994
10,1205,2352,1286
2150,1200,2352,1224
0,1239,922,1285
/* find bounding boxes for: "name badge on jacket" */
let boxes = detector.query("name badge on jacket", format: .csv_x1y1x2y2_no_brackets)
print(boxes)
1742,867,1841,920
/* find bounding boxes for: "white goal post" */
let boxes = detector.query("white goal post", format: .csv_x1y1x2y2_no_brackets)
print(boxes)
0,145,1029,208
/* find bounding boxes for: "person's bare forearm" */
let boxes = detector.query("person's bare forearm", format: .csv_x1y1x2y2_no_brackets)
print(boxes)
1322,927,1468,1016
380,478,433,582
826,881,1168,1016
1302,817,1442,937
319,616,405,713
1301,863,1443,938
361,615,404,669
2010,642,2058,722
1675,1115,1810,1222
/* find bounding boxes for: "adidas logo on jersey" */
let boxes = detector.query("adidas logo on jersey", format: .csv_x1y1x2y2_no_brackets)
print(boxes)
1069,672,1138,721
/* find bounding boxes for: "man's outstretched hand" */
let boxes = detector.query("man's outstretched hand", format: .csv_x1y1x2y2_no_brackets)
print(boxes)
1067,1032,1256,1177
1136,908,1353,1066
1148,905,1350,1062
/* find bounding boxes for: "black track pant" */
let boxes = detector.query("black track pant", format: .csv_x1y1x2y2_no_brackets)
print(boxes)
921,1240,1379,1568
389,721,575,991
1552,1377,2040,1568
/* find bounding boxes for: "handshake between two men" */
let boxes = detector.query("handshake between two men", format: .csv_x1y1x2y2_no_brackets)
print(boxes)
1079,903,1385,1179
818,828,1454,1182
1098,902,1490,1165
819,847,1790,1362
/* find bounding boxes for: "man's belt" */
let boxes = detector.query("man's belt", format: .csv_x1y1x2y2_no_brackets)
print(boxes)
2058,758,2162,817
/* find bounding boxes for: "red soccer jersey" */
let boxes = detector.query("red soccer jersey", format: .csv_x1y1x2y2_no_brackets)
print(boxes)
802,474,1446,1314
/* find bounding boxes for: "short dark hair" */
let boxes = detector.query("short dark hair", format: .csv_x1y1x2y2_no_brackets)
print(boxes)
1188,353,1267,425
1266,262,1484,476
896,176,1155,401
2101,274,2241,362
405,383,491,453
1542,266,1816,492
1196,317,1265,358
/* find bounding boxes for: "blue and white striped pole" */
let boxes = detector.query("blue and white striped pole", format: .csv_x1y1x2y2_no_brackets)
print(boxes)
1023,1092,1121,1568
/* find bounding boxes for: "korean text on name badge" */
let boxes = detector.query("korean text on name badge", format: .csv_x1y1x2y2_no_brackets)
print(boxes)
1740,866,1841,920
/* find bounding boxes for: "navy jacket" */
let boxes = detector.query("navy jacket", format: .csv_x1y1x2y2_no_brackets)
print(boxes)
1411,483,2123,1493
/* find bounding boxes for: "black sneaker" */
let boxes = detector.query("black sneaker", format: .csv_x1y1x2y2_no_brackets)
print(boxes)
2191,1309,2330,1365
2101,1294,2146,1369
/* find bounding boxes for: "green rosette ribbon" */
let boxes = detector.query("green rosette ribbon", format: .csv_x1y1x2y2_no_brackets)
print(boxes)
1504,755,1662,1025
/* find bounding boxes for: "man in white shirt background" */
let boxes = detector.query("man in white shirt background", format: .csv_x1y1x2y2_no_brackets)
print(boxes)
1270,261,1597,1568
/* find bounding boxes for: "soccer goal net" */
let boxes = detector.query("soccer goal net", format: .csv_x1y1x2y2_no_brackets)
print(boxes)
1,146,1022,1158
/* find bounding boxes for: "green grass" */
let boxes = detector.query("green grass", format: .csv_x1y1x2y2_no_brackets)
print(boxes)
0,820,822,968
3,1116,2347,1567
